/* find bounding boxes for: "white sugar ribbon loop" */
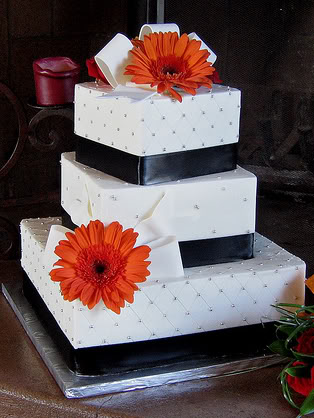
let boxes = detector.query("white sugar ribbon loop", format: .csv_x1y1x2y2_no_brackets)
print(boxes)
95,33,133,88
139,23,180,39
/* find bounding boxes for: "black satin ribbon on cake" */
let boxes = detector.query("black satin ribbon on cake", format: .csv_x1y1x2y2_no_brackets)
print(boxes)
62,214,254,268
180,233,254,267
75,137,237,185
23,274,275,376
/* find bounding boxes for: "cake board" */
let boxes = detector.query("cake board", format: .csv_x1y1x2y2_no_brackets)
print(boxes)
2,279,285,399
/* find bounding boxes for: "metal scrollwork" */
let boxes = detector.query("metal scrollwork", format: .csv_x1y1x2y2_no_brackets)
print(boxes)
28,106,74,152
0,82,28,179
0,216,19,261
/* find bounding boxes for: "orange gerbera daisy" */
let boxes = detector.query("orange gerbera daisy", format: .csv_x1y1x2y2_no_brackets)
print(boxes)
125,32,215,102
50,220,151,314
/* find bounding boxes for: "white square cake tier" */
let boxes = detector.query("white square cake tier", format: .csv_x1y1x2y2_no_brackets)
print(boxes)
21,217,305,349
74,82,241,157
61,152,257,243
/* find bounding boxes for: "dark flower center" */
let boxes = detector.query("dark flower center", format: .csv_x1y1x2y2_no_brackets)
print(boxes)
162,65,178,75
156,55,186,79
93,261,108,275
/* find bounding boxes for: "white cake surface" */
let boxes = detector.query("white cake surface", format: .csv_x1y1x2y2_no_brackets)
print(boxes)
61,152,257,244
74,82,241,156
21,217,305,349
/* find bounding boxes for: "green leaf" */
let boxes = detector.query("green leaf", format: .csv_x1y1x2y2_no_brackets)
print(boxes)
285,365,311,378
276,303,307,309
268,340,293,357
277,324,297,336
300,390,314,416
292,350,314,363
285,323,309,349
280,367,300,410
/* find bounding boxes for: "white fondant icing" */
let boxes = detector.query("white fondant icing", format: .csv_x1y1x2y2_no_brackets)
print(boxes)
21,217,305,349
99,85,156,101
61,152,257,243
74,83,241,156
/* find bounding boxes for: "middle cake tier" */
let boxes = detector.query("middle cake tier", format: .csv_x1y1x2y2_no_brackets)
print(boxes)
61,152,257,267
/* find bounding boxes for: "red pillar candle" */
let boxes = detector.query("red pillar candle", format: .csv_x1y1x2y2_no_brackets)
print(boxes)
33,57,80,106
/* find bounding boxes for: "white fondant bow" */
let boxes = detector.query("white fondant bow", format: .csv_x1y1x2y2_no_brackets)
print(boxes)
94,23,217,100
44,223,184,285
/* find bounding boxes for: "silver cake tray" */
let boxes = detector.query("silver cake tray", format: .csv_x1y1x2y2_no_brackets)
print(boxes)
2,280,285,399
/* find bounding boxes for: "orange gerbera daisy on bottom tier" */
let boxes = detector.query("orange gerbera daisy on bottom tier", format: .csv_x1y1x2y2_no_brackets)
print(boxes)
125,32,216,102
50,221,151,314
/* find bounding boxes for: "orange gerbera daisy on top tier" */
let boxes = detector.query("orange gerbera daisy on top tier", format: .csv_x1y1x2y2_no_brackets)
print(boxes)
124,32,215,102
50,220,151,314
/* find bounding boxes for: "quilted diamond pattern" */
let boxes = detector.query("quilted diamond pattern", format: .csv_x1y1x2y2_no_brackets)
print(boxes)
74,83,241,156
21,218,305,349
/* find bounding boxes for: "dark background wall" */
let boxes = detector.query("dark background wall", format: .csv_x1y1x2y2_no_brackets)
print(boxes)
1,0,314,277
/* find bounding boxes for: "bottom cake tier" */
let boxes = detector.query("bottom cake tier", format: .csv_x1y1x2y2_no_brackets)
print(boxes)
21,217,305,375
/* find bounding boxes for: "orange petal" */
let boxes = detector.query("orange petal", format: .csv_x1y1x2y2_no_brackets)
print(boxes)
169,32,179,54
130,49,152,68
101,287,110,305
54,245,78,264
174,33,189,57
168,86,183,102
124,279,139,290
53,259,74,269
50,268,74,282
87,288,102,309
183,39,201,60
123,292,134,304
68,279,86,299
150,32,159,55
77,224,93,248
125,273,149,283
157,32,165,56
306,275,314,294
53,267,77,278
116,279,135,295
144,36,157,61
187,50,209,69
87,220,103,245
125,66,154,78
104,298,120,314
104,221,123,248
80,283,95,306
156,82,167,94
127,245,151,261
64,233,82,253
110,288,120,303
131,75,155,84
119,228,138,256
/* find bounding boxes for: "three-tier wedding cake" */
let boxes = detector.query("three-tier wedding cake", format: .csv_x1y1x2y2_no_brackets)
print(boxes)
20,24,305,375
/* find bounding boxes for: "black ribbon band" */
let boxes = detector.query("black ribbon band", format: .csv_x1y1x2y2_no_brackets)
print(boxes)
23,274,275,376
75,137,237,185
179,233,254,268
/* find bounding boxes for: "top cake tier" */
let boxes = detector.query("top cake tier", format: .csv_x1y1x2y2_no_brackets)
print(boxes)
74,82,241,157
74,83,241,185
